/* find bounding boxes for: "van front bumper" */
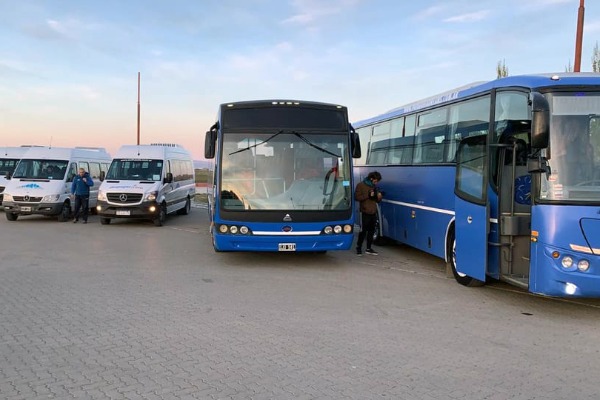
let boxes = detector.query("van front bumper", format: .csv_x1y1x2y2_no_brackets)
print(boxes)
96,200,159,219
2,201,63,216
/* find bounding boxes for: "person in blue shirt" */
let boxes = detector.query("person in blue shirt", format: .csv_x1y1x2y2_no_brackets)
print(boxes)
71,167,94,223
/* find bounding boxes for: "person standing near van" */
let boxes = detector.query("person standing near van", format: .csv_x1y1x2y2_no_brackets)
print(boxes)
355,171,383,256
71,167,93,223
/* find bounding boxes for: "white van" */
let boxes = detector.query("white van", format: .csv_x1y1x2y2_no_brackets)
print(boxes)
0,146,33,205
96,143,195,226
2,147,111,221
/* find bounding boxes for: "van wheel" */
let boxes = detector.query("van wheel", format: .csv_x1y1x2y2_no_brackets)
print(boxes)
177,197,191,215
153,203,167,227
100,218,111,225
448,229,485,287
6,212,18,221
57,202,71,222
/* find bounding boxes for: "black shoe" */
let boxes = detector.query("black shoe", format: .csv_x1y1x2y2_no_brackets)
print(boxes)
82,221,87,224
365,248,378,256
73,219,78,223
356,248,362,256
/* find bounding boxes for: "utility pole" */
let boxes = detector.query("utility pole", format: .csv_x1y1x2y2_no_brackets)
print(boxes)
138,72,140,146
574,0,585,72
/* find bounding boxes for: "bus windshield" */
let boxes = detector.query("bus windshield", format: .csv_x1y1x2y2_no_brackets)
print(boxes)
13,159,69,180
220,131,352,211
541,92,600,201
107,159,164,181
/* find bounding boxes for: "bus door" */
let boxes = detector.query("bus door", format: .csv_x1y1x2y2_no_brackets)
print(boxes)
454,135,488,283
497,138,532,289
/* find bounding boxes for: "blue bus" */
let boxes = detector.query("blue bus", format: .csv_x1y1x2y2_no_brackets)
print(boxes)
353,73,600,297
204,100,361,252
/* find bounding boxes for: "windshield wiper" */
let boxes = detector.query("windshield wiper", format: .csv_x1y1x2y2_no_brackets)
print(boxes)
229,130,284,156
293,131,341,158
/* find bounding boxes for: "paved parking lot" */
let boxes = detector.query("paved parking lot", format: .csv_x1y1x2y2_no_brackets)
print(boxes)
1,205,600,399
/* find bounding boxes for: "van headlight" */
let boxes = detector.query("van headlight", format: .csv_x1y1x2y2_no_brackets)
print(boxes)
145,191,158,201
3,193,13,202
98,190,106,201
42,194,60,202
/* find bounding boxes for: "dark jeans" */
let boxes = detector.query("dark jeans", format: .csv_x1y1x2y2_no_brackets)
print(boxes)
356,212,377,250
73,195,89,221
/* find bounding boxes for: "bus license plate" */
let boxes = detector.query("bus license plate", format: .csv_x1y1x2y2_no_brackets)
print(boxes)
116,210,131,216
278,243,296,252
21,206,31,212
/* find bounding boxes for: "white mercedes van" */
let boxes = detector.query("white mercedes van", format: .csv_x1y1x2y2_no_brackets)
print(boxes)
0,146,33,206
96,143,195,226
2,147,111,221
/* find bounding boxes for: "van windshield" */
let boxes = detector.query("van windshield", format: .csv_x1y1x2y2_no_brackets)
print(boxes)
106,159,164,181
12,159,69,180
0,158,20,176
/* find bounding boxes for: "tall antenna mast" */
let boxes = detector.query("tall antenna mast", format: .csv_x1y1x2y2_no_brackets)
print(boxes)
137,72,141,145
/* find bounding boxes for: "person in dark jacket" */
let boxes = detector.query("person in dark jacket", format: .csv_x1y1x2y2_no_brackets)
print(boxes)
354,171,383,256
71,167,94,223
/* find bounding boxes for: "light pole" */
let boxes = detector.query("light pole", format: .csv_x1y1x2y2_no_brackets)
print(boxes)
574,0,585,72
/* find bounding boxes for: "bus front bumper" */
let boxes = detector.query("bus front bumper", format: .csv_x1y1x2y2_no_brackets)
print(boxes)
212,232,354,252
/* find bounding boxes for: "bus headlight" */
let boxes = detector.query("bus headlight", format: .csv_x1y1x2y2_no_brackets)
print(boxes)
41,194,60,202
324,226,333,234
219,224,228,233
577,260,590,272
145,191,158,201
333,225,342,234
98,191,106,201
240,226,249,234
343,224,353,233
230,226,238,234
561,256,573,268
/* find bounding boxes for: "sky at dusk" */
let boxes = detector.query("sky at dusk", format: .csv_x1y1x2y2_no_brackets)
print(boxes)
1,0,599,160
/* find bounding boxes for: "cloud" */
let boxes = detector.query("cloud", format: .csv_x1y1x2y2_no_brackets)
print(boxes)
443,10,490,23
281,0,361,26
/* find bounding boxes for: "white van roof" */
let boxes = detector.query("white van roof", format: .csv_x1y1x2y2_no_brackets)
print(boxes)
1,146,42,158
113,144,192,159
19,146,112,161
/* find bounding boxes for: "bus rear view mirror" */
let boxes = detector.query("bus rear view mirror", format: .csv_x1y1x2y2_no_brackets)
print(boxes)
530,92,549,149
351,130,361,158
205,130,216,159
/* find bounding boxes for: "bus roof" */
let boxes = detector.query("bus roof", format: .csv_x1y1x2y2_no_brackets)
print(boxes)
352,72,600,128
220,99,346,110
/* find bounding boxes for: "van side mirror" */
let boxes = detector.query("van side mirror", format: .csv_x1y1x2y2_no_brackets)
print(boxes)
530,92,550,149
164,172,173,184
5,173,10,180
99,171,106,182
205,130,216,159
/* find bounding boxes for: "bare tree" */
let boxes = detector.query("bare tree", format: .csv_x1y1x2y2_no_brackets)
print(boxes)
496,59,508,78
565,60,573,72
592,41,600,72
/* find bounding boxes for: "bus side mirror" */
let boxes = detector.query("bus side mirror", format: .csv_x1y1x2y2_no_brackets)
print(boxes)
351,130,361,158
530,92,549,149
205,130,216,159
164,172,173,184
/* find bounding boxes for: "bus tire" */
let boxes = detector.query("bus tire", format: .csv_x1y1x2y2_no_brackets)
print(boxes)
177,197,191,215
6,212,18,221
448,228,485,287
57,202,71,222
153,203,167,227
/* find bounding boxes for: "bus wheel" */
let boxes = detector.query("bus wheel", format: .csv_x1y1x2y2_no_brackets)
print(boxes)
153,203,167,227
100,218,111,225
448,229,484,287
177,197,191,215
6,212,18,221
57,202,71,222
